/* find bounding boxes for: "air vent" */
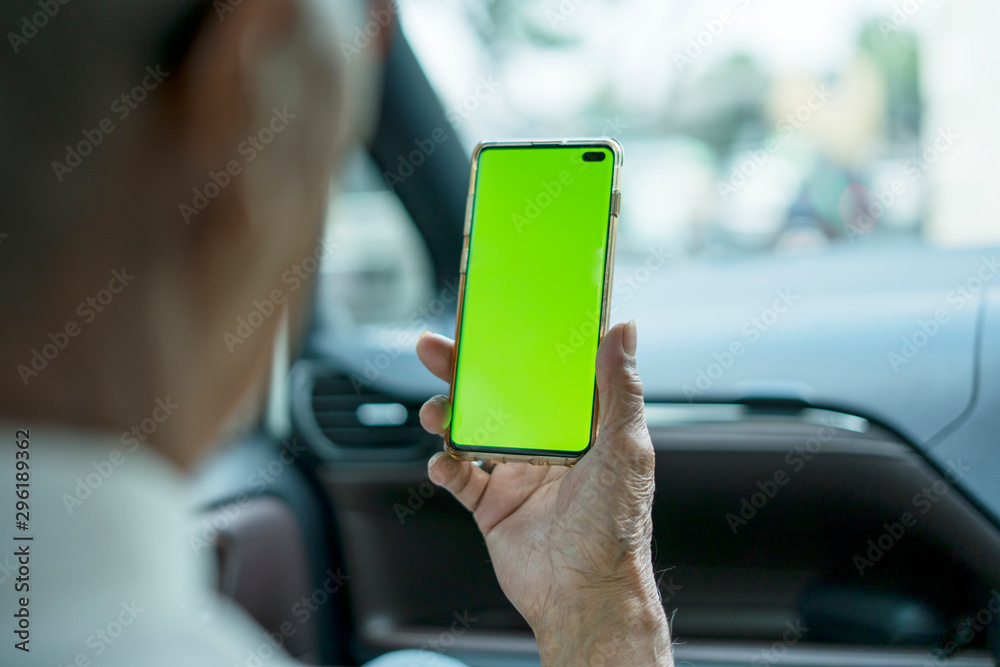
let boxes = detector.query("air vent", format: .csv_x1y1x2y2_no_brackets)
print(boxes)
308,371,428,450
287,361,440,465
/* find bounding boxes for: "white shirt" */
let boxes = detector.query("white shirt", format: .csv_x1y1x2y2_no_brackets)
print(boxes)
0,423,302,667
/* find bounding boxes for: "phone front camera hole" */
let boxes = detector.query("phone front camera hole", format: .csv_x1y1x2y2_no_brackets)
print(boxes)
582,151,606,162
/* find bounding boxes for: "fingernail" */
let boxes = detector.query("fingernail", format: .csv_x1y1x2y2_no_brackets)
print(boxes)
433,396,452,427
623,319,637,356
428,451,446,482
418,331,431,342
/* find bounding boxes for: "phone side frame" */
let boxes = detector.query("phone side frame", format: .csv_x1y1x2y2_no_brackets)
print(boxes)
444,138,623,466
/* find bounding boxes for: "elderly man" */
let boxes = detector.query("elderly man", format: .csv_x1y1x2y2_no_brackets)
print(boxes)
0,0,672,665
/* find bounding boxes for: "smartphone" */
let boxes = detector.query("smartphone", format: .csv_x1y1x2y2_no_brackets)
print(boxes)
447,139,623,465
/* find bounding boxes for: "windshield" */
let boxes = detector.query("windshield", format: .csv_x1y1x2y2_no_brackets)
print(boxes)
399,0,998,260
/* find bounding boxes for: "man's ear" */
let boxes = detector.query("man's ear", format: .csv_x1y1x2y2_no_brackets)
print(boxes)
161,0,310,365
175,0,300,180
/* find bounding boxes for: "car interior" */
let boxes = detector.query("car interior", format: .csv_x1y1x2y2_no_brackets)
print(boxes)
192,8,1000,667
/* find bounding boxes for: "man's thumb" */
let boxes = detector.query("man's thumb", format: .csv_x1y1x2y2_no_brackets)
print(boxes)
595,320,647,437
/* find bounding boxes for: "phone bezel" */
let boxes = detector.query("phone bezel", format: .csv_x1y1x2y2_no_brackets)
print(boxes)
445,138,623,466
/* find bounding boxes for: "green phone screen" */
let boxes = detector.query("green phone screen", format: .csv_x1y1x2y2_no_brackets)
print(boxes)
451,144,617,455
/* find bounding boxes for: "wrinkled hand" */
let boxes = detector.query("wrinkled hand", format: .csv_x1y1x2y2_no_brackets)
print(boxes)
417,321,672,665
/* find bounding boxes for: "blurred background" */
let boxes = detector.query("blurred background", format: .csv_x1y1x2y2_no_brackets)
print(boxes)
318,0,1000,326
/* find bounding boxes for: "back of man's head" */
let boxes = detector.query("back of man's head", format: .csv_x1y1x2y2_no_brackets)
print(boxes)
1,1,207,302
0,0,377,467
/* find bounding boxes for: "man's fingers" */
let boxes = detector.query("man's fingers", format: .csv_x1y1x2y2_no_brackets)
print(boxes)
418,334,490,514
419,395,451,435
428,452,490,512
416,332,454,382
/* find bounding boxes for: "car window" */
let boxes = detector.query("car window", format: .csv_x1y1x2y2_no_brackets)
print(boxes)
319,148,435,326
399,0,999,258
321,0,1000,329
